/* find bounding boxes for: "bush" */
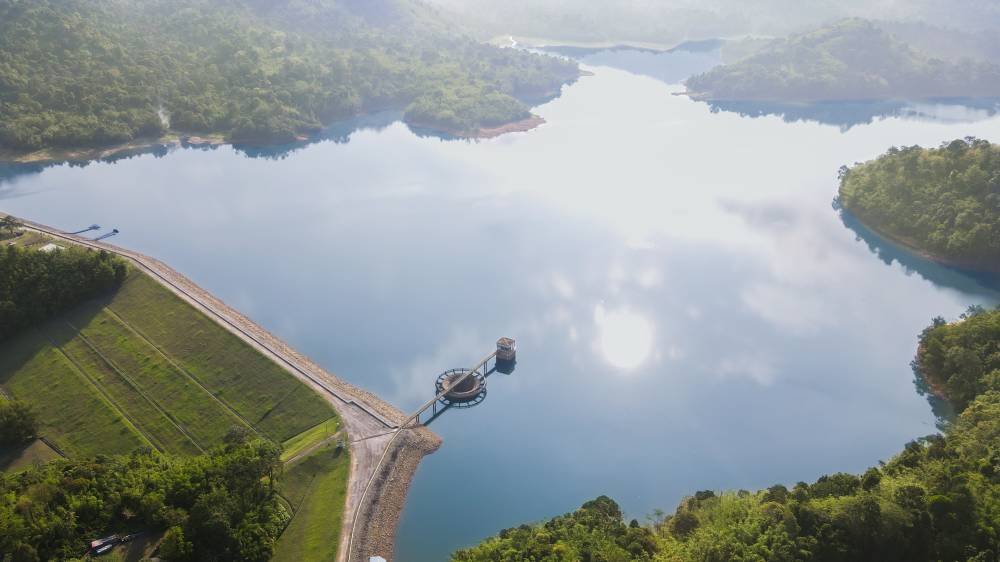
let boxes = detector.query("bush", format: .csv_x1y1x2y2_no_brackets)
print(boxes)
0,400,37,446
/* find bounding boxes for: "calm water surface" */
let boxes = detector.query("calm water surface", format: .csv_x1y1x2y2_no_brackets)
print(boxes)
3,49,1000,561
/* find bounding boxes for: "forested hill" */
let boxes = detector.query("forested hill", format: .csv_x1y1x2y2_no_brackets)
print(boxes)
0,0,579,152
685,19,1000,102
837,137,1000,272
454,308,1000,561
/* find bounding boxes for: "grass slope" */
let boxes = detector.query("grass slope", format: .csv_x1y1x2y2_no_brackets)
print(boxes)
275,443,351,562
0,269,338,456
108,273,334,442
44,319,202,455
0,331,149,457
281,417,340,463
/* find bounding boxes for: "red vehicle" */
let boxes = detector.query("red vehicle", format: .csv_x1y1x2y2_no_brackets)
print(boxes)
87,535,119,556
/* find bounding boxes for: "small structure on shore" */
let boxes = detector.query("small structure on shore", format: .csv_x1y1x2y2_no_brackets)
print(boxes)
39,243,65,253
436,368,487,407
496,337,517,373
70,224,100,235
93,228,119,241
417,337,517,424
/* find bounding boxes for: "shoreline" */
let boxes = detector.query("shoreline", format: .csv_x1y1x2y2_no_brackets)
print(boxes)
0,112,558,166
412,114,548,139
914,343,950,403
498,34,683,52
841,207,1000,276
681,91,1000,105
5,213,441,562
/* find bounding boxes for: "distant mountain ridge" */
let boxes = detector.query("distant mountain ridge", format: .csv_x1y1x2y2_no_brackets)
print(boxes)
685,19,1000,102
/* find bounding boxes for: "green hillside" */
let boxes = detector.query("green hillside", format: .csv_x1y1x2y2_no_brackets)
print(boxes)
686,19,1000,101
0,0,579,152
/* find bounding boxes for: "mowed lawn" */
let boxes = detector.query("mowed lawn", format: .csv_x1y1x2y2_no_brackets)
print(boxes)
107,273,334,442
0,267,349,559
0,270,338,457
281,417,341,462
274,444,351,562
0,332,149,457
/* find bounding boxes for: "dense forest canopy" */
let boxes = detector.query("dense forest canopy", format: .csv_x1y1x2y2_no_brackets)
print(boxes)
685,19,1000,101
452,496,658,561
916,306,1000,414
0,244,128,341
837,137,1000,271
455,309,1000,561
0,436,285,561
0,0,579,151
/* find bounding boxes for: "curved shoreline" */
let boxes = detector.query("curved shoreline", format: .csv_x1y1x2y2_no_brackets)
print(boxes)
0,113,554,166
6,213,440,562
840,208,1000,276
407,114,548,139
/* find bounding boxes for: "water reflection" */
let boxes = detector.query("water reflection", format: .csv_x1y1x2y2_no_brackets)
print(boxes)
838,208,1000,297
232,110,403,159
707,98,1000,131
911,363,955,431
595,305,655,370
0,110,422,184
540,39,723,85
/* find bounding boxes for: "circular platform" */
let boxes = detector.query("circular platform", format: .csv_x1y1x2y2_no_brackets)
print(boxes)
436,368,487,408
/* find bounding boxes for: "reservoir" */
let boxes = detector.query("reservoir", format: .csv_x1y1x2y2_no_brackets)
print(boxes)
3,46,1000,561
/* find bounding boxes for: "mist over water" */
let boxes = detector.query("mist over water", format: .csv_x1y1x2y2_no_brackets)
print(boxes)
3,50,1000,560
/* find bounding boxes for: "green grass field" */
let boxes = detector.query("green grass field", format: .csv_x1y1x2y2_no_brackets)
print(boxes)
0,332,149,457
281,417,340,462
274,443,351,562
0,270,338,457
107,273,334,442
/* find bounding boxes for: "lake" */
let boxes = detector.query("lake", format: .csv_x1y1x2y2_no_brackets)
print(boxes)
2,46,1000,561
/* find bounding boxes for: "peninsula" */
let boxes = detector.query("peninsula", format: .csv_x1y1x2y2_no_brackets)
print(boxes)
837,137,1000,274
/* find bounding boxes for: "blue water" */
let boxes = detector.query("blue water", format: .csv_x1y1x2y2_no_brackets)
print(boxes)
2,48,999,561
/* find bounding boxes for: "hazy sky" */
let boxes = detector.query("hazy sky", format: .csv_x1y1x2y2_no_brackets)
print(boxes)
425,0,1000,42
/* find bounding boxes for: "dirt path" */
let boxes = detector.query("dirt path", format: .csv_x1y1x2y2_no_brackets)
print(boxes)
11,215,441,562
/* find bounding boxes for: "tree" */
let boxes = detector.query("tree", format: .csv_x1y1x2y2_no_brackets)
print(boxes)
0,400,37,446
0,215,23,237
159,526,193,561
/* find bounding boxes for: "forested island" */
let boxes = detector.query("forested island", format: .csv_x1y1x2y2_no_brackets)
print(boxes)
0,0,579,158
837,137,1000,273
685,19,1000,102
454,307,1000,561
